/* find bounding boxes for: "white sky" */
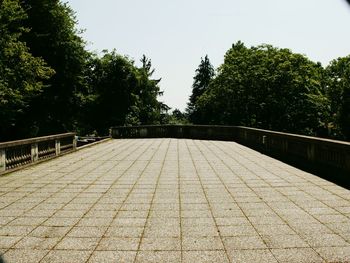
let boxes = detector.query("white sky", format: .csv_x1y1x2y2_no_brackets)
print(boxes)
66,0,350,111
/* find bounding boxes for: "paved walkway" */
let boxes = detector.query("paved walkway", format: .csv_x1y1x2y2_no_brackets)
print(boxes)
0,139,349,263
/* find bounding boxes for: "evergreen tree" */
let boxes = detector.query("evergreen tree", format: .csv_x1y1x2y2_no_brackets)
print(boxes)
135,55,163,125
187,55,214,123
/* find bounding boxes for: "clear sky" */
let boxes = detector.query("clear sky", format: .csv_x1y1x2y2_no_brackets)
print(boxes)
66,0,350,111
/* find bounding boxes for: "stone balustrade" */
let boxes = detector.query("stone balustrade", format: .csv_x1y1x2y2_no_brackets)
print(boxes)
0,133,76,174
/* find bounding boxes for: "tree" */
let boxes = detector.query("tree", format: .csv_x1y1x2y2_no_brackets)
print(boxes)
19,0,89,135
84,51,139,135
326,56,350,139
195,41,330,136
134,55,163,125
0,0,54,140
187,55,214,123
81,52,168,135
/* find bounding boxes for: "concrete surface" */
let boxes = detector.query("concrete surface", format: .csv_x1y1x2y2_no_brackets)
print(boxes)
0,139,349,262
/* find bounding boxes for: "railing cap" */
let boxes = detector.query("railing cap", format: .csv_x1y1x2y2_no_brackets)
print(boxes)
235,126,350,147
0,133,76,149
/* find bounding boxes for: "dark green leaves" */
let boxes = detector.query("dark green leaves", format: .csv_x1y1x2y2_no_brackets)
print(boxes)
0,0,54,140
191,42,332,137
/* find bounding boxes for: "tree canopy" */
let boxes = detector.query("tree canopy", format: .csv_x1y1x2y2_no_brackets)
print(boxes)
1,1,350,141
0,0,167,141
19,0,89,135
190,41,333,137
325,55,350,138
0,0,54,139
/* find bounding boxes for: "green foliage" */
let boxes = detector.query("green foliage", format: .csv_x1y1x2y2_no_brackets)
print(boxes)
3,0,349,141
86,51,138,134
80,51,166,135
194,41,330,136
187,55,214,123
326,56,350,138
163,109,189,125
133,55,164,125
1,1,167,139
0,0,54,140
19,0,89,135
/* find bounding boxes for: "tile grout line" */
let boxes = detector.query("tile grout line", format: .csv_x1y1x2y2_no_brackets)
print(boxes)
177,140,183,263
184,140,231,263
132,138,172,263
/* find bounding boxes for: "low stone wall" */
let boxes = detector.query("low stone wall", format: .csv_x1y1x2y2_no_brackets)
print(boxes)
0,133,76,175
110,125,237,140
111,125,350,186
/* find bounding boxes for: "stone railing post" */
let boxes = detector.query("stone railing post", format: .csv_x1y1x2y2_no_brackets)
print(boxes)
55,139,61,156
31,143,38,162
0,149,6,172
73,136,77,150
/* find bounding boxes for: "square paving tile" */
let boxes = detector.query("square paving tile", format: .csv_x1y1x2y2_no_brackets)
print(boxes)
215,217,251,226
8,217,47,226
87,251,137,263
42,217,80,227
315,246,350,262
96,237,140,251
182,225,219,237
3,249,48,263
40,250,92,263
218,225,257,237
228,249,278,263
14,236,59,250
55,237,99,250
262,234,310,249
183,250,229,263
139,237,181,251
67,226,107,238
77,217,112,227
0,226,35,236
135,251,181,263
29,226,70,238
303,233,349,247
105,226,144,238
271,248,325,263
111,217,147,227
0,236,22,249
223,236,267,250
182,236,224,250
144,225,180,237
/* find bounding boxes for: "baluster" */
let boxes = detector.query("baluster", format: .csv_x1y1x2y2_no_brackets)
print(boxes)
55,139,61,156
31,143,38,163
73,136,77,150
0,148,6,172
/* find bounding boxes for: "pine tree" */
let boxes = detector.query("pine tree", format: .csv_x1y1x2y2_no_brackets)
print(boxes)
187,55,214,123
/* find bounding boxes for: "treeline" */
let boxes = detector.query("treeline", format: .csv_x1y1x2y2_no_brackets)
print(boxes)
0,0,167,141
187,41,350,140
